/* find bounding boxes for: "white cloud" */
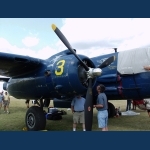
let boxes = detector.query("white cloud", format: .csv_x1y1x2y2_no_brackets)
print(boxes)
0,38,34,56
35,46,59,59
0,38,12,53
1,18,150,63
22,36,39,47
54,18,150,57
0,38,57,60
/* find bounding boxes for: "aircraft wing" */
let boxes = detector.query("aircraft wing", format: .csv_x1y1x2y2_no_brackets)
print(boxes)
0,77,10,82
0,52,44,77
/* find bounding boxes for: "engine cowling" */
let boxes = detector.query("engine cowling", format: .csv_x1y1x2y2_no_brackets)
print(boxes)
49,54,96,97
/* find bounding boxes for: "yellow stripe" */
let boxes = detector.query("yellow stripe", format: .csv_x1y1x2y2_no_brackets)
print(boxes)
52,24,56,30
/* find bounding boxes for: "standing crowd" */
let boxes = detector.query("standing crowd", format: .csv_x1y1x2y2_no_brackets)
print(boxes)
0,91,10,114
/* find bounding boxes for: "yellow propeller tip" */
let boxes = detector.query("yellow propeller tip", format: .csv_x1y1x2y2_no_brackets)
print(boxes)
52,24,56,30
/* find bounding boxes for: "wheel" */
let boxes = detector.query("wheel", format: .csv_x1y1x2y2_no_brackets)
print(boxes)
108,102,116,118
25,106,46,131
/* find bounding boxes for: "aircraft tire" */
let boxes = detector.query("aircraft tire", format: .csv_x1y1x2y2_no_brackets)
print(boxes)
25,106,46,131
108,102,116,118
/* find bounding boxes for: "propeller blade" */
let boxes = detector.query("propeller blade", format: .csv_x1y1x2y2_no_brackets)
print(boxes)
84,78,93,131
51,24,89,71
99,56,115,69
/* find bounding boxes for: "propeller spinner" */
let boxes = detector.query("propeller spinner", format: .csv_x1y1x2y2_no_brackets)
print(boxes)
51,24,115,131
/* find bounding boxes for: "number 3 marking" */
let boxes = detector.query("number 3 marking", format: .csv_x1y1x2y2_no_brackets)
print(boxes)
55,60,65,75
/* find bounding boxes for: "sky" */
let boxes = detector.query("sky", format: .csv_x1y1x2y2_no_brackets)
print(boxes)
1,18,150,90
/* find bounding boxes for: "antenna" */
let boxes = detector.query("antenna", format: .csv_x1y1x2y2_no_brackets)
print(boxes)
114,48,117,52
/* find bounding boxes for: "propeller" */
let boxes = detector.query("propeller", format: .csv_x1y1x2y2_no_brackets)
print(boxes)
84,56,115,131
52,24,89,71
51,24,115,131
84,78,93,130
98,56,115,69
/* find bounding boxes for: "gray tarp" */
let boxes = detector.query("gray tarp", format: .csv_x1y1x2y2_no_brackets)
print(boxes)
121,110,140,116
117,48,150,74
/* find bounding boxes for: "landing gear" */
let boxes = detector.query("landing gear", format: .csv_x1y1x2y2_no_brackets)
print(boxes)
25,99,46,131
108,102,116,118
25,106,46,131
44,99,50,107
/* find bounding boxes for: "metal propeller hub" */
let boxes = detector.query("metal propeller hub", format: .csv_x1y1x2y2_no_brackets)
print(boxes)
86,67,102,79
78,65,102,88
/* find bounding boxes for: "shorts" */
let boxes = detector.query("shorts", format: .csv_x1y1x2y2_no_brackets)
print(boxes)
3,100,9,107
97,110,108,128
73,111,85,124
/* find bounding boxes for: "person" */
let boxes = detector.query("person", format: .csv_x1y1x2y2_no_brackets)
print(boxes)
132,100,137,110
132,99,144,110
3,91,10,114
0,92,4,113
25,99,30,108
126,99,132,111
93,84,108,131
71,94,86,131
143,98,150,117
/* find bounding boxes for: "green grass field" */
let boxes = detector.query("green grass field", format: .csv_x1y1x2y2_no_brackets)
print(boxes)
0,97,150,131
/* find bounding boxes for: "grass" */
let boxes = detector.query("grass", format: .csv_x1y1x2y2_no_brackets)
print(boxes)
0,97,150,131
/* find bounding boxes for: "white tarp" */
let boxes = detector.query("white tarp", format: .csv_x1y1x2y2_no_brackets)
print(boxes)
117,48,150,74
121,110,140,116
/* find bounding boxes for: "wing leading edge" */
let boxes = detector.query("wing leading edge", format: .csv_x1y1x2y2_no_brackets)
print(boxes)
0,52,44,77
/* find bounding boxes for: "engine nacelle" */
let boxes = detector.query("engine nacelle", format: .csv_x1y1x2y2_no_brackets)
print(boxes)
6,52,97,100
